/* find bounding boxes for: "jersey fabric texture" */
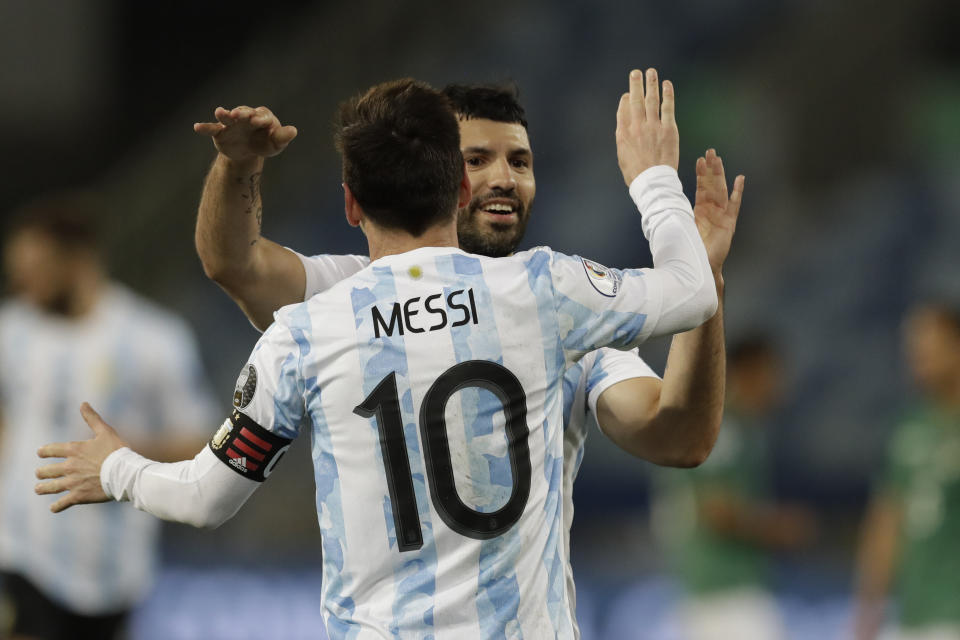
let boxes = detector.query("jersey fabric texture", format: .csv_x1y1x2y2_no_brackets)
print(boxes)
0,285,217,615
295,250,661,637
244,246,665,639
882,405,960,631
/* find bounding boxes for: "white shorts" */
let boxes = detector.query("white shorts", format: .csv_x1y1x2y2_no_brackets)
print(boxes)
678,588,785,640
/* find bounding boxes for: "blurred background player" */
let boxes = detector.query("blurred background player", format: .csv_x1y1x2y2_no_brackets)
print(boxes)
0,197,217,640
854,302,960,640
652,335,817,640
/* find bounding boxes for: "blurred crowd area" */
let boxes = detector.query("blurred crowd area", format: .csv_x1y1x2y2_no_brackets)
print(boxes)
1,0,958,638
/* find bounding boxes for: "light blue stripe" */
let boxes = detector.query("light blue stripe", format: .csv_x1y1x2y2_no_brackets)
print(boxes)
282,302,358,640
351,266,438,634
523,250,575,636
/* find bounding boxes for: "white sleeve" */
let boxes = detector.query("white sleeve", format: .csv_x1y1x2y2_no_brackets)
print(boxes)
584,347,660,419
288,250,370,300
100,446,258,529
548,165,717,364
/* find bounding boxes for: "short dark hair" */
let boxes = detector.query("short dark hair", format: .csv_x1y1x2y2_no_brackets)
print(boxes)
442,83,528,129
5,193,100,251
728,334,780,370
334,79,463,237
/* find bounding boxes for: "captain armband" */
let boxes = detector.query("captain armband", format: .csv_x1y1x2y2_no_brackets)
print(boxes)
208,410,292,482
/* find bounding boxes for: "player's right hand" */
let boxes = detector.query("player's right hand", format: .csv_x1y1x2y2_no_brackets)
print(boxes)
35,403,128,513
615,68,679,185
194,106,298,163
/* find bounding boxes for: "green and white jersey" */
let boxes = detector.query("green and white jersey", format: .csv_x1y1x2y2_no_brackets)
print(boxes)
883,405,960,629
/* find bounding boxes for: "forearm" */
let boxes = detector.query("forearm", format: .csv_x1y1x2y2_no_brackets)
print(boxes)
632,166,718,337
196,154,265,280
650,276,725,465
853,497,901,638
100,446,258,528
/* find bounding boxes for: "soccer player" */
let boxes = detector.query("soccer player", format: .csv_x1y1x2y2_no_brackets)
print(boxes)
36,71,717,637
193,80,742,634
652,336,816,640
854,302,960,640
0,198,216,640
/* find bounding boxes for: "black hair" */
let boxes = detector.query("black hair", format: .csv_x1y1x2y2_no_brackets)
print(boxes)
442,83,528,129
334,78,463,237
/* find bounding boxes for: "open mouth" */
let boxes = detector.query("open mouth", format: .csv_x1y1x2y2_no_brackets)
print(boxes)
478,199,520,218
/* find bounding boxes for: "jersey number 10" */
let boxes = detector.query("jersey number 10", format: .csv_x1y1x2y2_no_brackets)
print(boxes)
354,360,532,552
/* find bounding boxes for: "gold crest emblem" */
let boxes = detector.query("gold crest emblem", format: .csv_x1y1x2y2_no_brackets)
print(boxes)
211,418,233,450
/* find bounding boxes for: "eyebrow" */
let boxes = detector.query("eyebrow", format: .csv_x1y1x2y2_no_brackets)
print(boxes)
462,146,532,156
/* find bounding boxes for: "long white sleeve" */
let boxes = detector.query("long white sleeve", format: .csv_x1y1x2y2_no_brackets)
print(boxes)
629,165,717,337
100,446,259,529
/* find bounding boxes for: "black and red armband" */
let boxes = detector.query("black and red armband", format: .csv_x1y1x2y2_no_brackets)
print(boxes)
208,410,292,482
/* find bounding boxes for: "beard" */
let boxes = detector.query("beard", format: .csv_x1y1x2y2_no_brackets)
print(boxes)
456,188,532,258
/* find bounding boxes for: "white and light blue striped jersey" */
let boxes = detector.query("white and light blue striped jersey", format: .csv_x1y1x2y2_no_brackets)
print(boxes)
297,250,662,637
244,246,667,639
0,285,217,614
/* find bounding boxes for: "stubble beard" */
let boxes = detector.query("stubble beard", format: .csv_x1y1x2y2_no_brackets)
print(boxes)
456,194,532,258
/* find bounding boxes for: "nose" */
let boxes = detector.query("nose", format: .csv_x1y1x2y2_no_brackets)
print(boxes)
487,157,517,191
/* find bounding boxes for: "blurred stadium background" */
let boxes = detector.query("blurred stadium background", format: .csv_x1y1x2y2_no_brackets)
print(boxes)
2,0,958,638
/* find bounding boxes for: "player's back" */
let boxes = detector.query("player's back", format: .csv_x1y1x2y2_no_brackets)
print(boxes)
251,245,660,639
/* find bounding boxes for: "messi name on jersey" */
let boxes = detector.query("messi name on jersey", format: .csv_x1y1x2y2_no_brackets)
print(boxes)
372,288,479,338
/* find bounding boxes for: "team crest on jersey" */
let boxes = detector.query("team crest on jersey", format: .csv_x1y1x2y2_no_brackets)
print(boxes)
581,258,621,297
211,419,233,450
233,364,258,409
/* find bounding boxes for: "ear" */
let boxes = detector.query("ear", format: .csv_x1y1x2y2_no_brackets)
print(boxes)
457,162,472,209
344,183,363,228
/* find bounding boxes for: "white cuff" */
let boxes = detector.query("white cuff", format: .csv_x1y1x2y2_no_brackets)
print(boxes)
100,447,148,502
628,165,694,238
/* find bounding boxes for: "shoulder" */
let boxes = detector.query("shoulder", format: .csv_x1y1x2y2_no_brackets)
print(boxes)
106,285,196,344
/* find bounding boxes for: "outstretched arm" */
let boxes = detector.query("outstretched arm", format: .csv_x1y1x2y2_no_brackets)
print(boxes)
35,404,258,528
853,494,902,640
194,106,306,330
597,151,743,467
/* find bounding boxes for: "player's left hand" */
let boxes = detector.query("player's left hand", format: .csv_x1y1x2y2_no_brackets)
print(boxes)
35,403,127,513
693,149,744,275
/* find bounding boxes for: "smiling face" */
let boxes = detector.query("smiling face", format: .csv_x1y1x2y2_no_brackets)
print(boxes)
456,117,535,257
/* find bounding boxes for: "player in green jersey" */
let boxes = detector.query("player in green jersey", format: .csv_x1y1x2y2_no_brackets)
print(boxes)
855,302,960,640
653,336,816,640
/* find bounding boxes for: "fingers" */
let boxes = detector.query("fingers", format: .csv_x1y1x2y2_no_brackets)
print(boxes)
194,122,225,136
616,92,631,135
214,107,233,126
37,441,75,458
36,461,69,479
50,495,80,514
661,80,675,127
629,69,645,123
729,175,745,212
35,478,70,495
644,68,660,122
80,402,109,436
695,156,707,193
271,124,298,146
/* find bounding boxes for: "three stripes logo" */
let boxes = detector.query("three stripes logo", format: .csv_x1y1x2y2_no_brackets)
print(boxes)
210,410,293,482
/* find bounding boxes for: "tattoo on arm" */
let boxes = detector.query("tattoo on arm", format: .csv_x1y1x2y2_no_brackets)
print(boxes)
238,172,263,245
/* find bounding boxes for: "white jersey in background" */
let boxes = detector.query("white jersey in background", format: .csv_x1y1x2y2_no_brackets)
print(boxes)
294,250,660,636
0,285,217,614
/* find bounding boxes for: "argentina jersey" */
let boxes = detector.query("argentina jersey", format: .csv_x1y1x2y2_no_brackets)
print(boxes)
237,245,666,639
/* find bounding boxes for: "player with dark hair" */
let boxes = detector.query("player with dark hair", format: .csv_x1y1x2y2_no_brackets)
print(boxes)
0,197,216,640
36,70,719,637
191,79,742,636
854,301,960,640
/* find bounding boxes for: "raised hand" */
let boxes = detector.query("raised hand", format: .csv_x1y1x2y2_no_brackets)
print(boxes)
693,149,744,274
35,403,127,513
194,106,298,163
615,68,679,185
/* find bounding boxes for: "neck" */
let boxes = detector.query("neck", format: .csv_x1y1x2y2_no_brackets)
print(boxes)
931,377,960,412
60,266,105,319
366,220,459,262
